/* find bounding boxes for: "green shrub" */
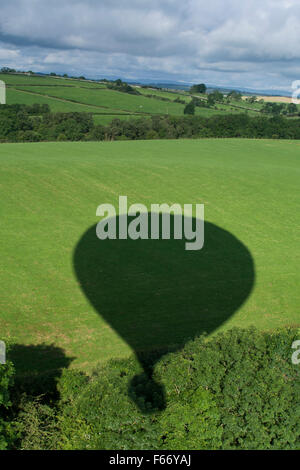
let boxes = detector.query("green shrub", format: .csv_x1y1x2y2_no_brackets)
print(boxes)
57,369,89,404
160,387,222,449
183,101,195,115
0,349,15,449
154,328,300,449
16,328,300,450
15,398,59,450
57,359,161,450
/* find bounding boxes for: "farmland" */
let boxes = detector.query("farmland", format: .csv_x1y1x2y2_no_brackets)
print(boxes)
1,73,267,125
1,0,300,449
1,138,299,376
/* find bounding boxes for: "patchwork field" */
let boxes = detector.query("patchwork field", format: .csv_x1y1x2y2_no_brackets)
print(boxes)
13,85,187,115
1,73,265,125
0,139,299,376
6,88,126,115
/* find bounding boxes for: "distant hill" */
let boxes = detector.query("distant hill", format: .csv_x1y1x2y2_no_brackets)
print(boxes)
128,80,292,97
1,69,292,97
1,71,297,127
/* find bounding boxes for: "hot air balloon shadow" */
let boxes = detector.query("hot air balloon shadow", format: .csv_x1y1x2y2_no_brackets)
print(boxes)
73,214,255,412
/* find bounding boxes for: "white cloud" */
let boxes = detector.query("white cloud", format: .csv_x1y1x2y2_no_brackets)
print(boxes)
0,0,300,89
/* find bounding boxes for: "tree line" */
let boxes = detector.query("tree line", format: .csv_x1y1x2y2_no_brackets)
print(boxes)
1,104,300,143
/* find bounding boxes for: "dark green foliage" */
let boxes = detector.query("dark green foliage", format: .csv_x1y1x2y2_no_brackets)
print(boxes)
1,67,16,73
107,79,140,95
153,328,299,450
56,360,161,450
207,94,216,106
261,101,298,116
53,356,220,450
227,91,242,101
57,369,89,404
159,387,222,450
207,90,224,106
183,101,195,115
0,349,15,449
193,328,299,450
14,398,59,450
0,105,93,142
94,114,300,141
1,104,300,143
211,90,224,101
190,84,207,94
287,103,298,114
246,95,257,104
14,328,300,450
262,102,285,115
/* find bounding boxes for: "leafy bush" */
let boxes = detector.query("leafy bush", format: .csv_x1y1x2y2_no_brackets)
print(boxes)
153,328,300,449
160,387,222,450
183,101,195,115
56,360,160,450
190,84,207,94
107,79,140,95
15,398,59,450
15,328,300,450
0,349,15,449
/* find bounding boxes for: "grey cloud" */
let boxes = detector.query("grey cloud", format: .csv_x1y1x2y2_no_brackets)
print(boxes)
0,0,300,90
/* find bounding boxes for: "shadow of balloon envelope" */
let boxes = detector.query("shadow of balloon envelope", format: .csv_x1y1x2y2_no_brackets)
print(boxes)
73,214,255,412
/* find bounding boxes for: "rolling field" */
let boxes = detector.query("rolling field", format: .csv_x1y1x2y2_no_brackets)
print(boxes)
14,85,189,114
6,88,128,115
1,73,264,125
0,73,106,88
1,139,299,376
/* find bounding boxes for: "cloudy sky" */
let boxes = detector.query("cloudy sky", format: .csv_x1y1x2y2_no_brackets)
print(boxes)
1,0,300,90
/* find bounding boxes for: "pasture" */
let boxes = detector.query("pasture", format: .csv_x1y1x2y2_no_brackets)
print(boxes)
1,72,263,125
6,88,122,114
0,138,299,376
14,85,189,114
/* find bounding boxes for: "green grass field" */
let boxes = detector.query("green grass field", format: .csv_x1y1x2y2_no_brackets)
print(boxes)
14,85,187,114
0,73,105,88
6,88,128,115
1,139,299,376
1,72,266,124
10,86,234,118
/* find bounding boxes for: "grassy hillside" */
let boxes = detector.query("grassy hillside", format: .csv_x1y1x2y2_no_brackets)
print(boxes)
0,139,299,375
13,85,187,114
1,72,265,124
6,88,127,115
